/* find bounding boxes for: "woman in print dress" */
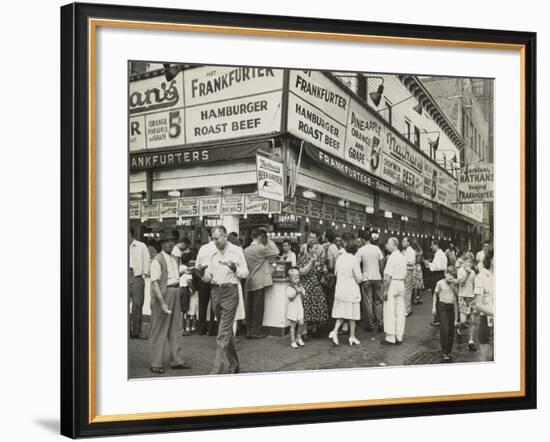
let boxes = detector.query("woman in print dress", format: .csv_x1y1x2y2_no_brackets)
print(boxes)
412,239,425,305
297,242,329,339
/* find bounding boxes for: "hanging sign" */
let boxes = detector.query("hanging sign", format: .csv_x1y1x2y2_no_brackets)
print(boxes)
177,198,199,217
221,195,245,215
256,154,285,202
244,194,271,214
457,163,494,202
199,196,222,216
129,201,141,219
159,199,178,218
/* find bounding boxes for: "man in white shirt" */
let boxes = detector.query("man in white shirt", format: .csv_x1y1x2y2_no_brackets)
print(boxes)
356,232,385,332
401,237,416,317
280,240,297,268
149,230,190,374
195,235,218,335
129,227,151,339
476,240,490,270
202,225,249,374
424,239,448,326
381,237,408,345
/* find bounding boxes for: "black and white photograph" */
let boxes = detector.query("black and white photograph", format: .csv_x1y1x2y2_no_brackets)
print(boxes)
128,62,495,378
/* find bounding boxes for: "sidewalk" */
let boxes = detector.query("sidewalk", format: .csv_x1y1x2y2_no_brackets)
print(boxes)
129,294,481,378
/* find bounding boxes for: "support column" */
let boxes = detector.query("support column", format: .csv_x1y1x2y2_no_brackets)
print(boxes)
222,215,240,236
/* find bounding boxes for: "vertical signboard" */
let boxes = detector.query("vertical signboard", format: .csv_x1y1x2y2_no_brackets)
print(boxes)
256,154,284,202
457,164,494,202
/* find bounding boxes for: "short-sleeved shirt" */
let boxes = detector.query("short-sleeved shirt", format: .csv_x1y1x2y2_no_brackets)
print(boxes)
202,243,249,285
384,250,407,280
474,268,494,315
435,279,457,304
457,267,475,298
357,244,384,280
429,249,448,272
150,251,179,286
403,246,416,270
281,250,297,267
476,250,486,269
327,243,343,270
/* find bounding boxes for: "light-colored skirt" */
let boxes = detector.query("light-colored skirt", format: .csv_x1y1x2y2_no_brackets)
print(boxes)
332,299,360,320
187,291,199,316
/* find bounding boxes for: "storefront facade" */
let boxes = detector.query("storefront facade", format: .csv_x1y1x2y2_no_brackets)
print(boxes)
129,65,485,255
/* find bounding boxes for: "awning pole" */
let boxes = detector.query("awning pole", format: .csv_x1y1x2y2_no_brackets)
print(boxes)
292,141,304,198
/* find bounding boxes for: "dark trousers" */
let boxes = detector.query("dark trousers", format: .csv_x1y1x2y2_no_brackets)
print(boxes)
198,281,214,334
438,302,455,355
210,285,239,374
360,280,384,328
246,287,266,336
129,275,145,337
430,271,445,323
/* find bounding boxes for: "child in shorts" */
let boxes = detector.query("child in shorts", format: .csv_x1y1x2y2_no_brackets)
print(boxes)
286,268,305,349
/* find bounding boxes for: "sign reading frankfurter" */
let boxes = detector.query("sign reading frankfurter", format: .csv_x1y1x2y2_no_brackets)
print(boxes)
457,163,494,202
256,154,284,202
288,70,348,158
184,66,283,143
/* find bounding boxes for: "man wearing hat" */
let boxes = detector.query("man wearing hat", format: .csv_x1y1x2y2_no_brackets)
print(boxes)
244,227,280,339
148,230,190,374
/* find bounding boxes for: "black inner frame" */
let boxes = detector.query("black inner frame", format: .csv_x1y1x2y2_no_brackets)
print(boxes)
60,2,537,438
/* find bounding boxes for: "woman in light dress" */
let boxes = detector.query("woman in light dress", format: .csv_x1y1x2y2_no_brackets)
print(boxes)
328,239,362,346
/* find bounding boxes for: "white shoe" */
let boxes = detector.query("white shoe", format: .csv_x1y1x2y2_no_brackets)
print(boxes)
349,337,361,346
296,338,305,347
290,342,299,349
328,331,339,346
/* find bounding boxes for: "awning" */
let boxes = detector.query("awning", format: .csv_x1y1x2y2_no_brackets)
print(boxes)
130,139,270,171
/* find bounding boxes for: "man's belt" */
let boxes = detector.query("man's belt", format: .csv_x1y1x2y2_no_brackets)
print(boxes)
211,283,238,287
166,284,179,288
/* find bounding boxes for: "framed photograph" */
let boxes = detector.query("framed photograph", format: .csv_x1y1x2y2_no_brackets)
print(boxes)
60,2,536,438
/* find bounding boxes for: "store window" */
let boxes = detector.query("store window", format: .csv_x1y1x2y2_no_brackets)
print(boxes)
405,120,411,141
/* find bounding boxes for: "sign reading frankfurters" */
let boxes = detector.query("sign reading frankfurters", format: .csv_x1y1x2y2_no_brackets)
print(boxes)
184,66,284,143
256,154,284,202
288,70,348,158
457,163,494,202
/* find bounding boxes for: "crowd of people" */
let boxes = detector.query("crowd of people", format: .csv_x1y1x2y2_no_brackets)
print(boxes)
129,225,494,375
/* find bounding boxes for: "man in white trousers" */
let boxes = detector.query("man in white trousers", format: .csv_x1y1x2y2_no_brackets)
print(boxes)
381,237,408,345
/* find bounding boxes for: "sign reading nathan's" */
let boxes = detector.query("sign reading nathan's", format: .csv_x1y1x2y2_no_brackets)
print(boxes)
129,66,284,150
457,163,494,202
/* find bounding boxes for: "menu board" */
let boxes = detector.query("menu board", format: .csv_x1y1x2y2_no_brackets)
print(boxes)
129,201,141,219
159,199,179,217
199,196,222,216
221,195,245,215
141,201,160,218
309,201,323,218
177,198,199,217
244,194,270,214
346,210,366,225
334,207,347,223
322,204,336,221
295,197,311,216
